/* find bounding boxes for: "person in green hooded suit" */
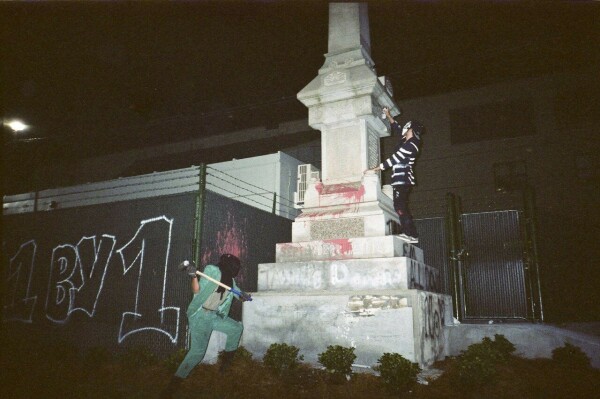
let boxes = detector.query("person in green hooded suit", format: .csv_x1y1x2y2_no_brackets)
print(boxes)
161,254,246,398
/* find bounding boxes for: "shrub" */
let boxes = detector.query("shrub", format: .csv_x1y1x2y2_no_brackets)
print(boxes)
455,334,516,387
552,342,591,369
374,352,421,394
218,345,253,364
234,345,254,361
488,334,516,359
263,343,303,375
318,345,356,380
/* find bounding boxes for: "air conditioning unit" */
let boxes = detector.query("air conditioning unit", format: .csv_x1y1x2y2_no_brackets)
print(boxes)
294,164,320,209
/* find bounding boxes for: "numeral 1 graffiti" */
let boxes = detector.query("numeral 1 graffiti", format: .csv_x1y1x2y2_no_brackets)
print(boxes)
4,240,38,323
117,216,180,344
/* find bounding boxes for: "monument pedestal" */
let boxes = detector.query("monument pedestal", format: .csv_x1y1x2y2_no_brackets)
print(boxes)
243,290,452,368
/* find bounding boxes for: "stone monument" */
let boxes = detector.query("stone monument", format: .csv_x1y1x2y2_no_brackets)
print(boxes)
242,2,452,368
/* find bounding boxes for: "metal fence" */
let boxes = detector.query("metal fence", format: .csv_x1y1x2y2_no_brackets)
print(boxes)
416,209,537,322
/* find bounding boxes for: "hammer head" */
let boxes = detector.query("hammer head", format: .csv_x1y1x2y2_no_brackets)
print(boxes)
178,260,197,275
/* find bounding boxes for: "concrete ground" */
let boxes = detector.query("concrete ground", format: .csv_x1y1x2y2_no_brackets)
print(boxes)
446,321,600,368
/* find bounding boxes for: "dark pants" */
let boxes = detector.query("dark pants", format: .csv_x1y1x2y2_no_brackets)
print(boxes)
393,185,418,237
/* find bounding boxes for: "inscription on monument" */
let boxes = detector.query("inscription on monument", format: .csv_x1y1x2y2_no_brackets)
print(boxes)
311,218,364,240
368,129,379,168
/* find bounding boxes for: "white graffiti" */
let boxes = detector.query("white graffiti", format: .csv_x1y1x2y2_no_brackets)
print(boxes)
45,235,116,323
4,240,38,323
46,242,78,323
263,264,325,290
4,215,181,346
263,261,406,291
330,261,349,286
117,216,179,344
71,235,115,317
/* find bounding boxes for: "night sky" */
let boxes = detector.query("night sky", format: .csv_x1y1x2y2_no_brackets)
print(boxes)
2,1,599,159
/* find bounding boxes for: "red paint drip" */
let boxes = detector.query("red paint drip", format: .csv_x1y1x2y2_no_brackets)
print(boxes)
340,184,365,202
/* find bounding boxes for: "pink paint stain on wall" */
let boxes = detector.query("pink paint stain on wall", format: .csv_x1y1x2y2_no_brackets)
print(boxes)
201,211,248,286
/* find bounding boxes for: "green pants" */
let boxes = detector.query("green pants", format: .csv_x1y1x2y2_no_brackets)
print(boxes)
174,309,243,378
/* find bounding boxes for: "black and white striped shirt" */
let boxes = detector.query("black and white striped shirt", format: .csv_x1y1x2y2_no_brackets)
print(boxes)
379,136,420,186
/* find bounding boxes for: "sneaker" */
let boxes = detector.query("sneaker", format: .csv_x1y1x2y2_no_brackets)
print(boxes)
399,233,418,243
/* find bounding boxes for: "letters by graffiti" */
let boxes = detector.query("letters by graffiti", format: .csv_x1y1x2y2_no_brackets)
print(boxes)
4,215,180,345
260,261,407,291
408,259,440,292
45,235,116,323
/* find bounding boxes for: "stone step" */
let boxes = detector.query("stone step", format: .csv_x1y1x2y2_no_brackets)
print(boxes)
276,235,424,263
258,257,441,293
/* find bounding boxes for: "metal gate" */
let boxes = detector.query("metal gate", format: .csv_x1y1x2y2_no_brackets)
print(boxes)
460,211,528,321
416,206,542,322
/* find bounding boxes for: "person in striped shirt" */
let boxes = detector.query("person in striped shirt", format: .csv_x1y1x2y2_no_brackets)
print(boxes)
368,107,424,242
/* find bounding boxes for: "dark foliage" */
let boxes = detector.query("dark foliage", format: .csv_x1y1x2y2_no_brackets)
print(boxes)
1,332,598,399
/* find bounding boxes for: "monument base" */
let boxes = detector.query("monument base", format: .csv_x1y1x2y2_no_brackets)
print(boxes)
242,289,453,368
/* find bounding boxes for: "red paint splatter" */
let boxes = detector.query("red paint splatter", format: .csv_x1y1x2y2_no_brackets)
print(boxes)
315,182,324,195
321,183,365,203
325,238,353,258
304,208,349,219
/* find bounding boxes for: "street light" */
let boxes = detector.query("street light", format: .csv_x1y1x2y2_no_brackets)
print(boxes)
4,119,30,132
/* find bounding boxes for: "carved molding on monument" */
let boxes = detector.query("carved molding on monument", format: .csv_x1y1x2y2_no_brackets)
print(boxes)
309,96,375,126
319,47,376,75
328,58,354,69
323,70,347,86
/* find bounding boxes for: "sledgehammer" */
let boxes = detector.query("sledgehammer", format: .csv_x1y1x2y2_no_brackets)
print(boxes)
195,270,253,302
180,260,253,301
